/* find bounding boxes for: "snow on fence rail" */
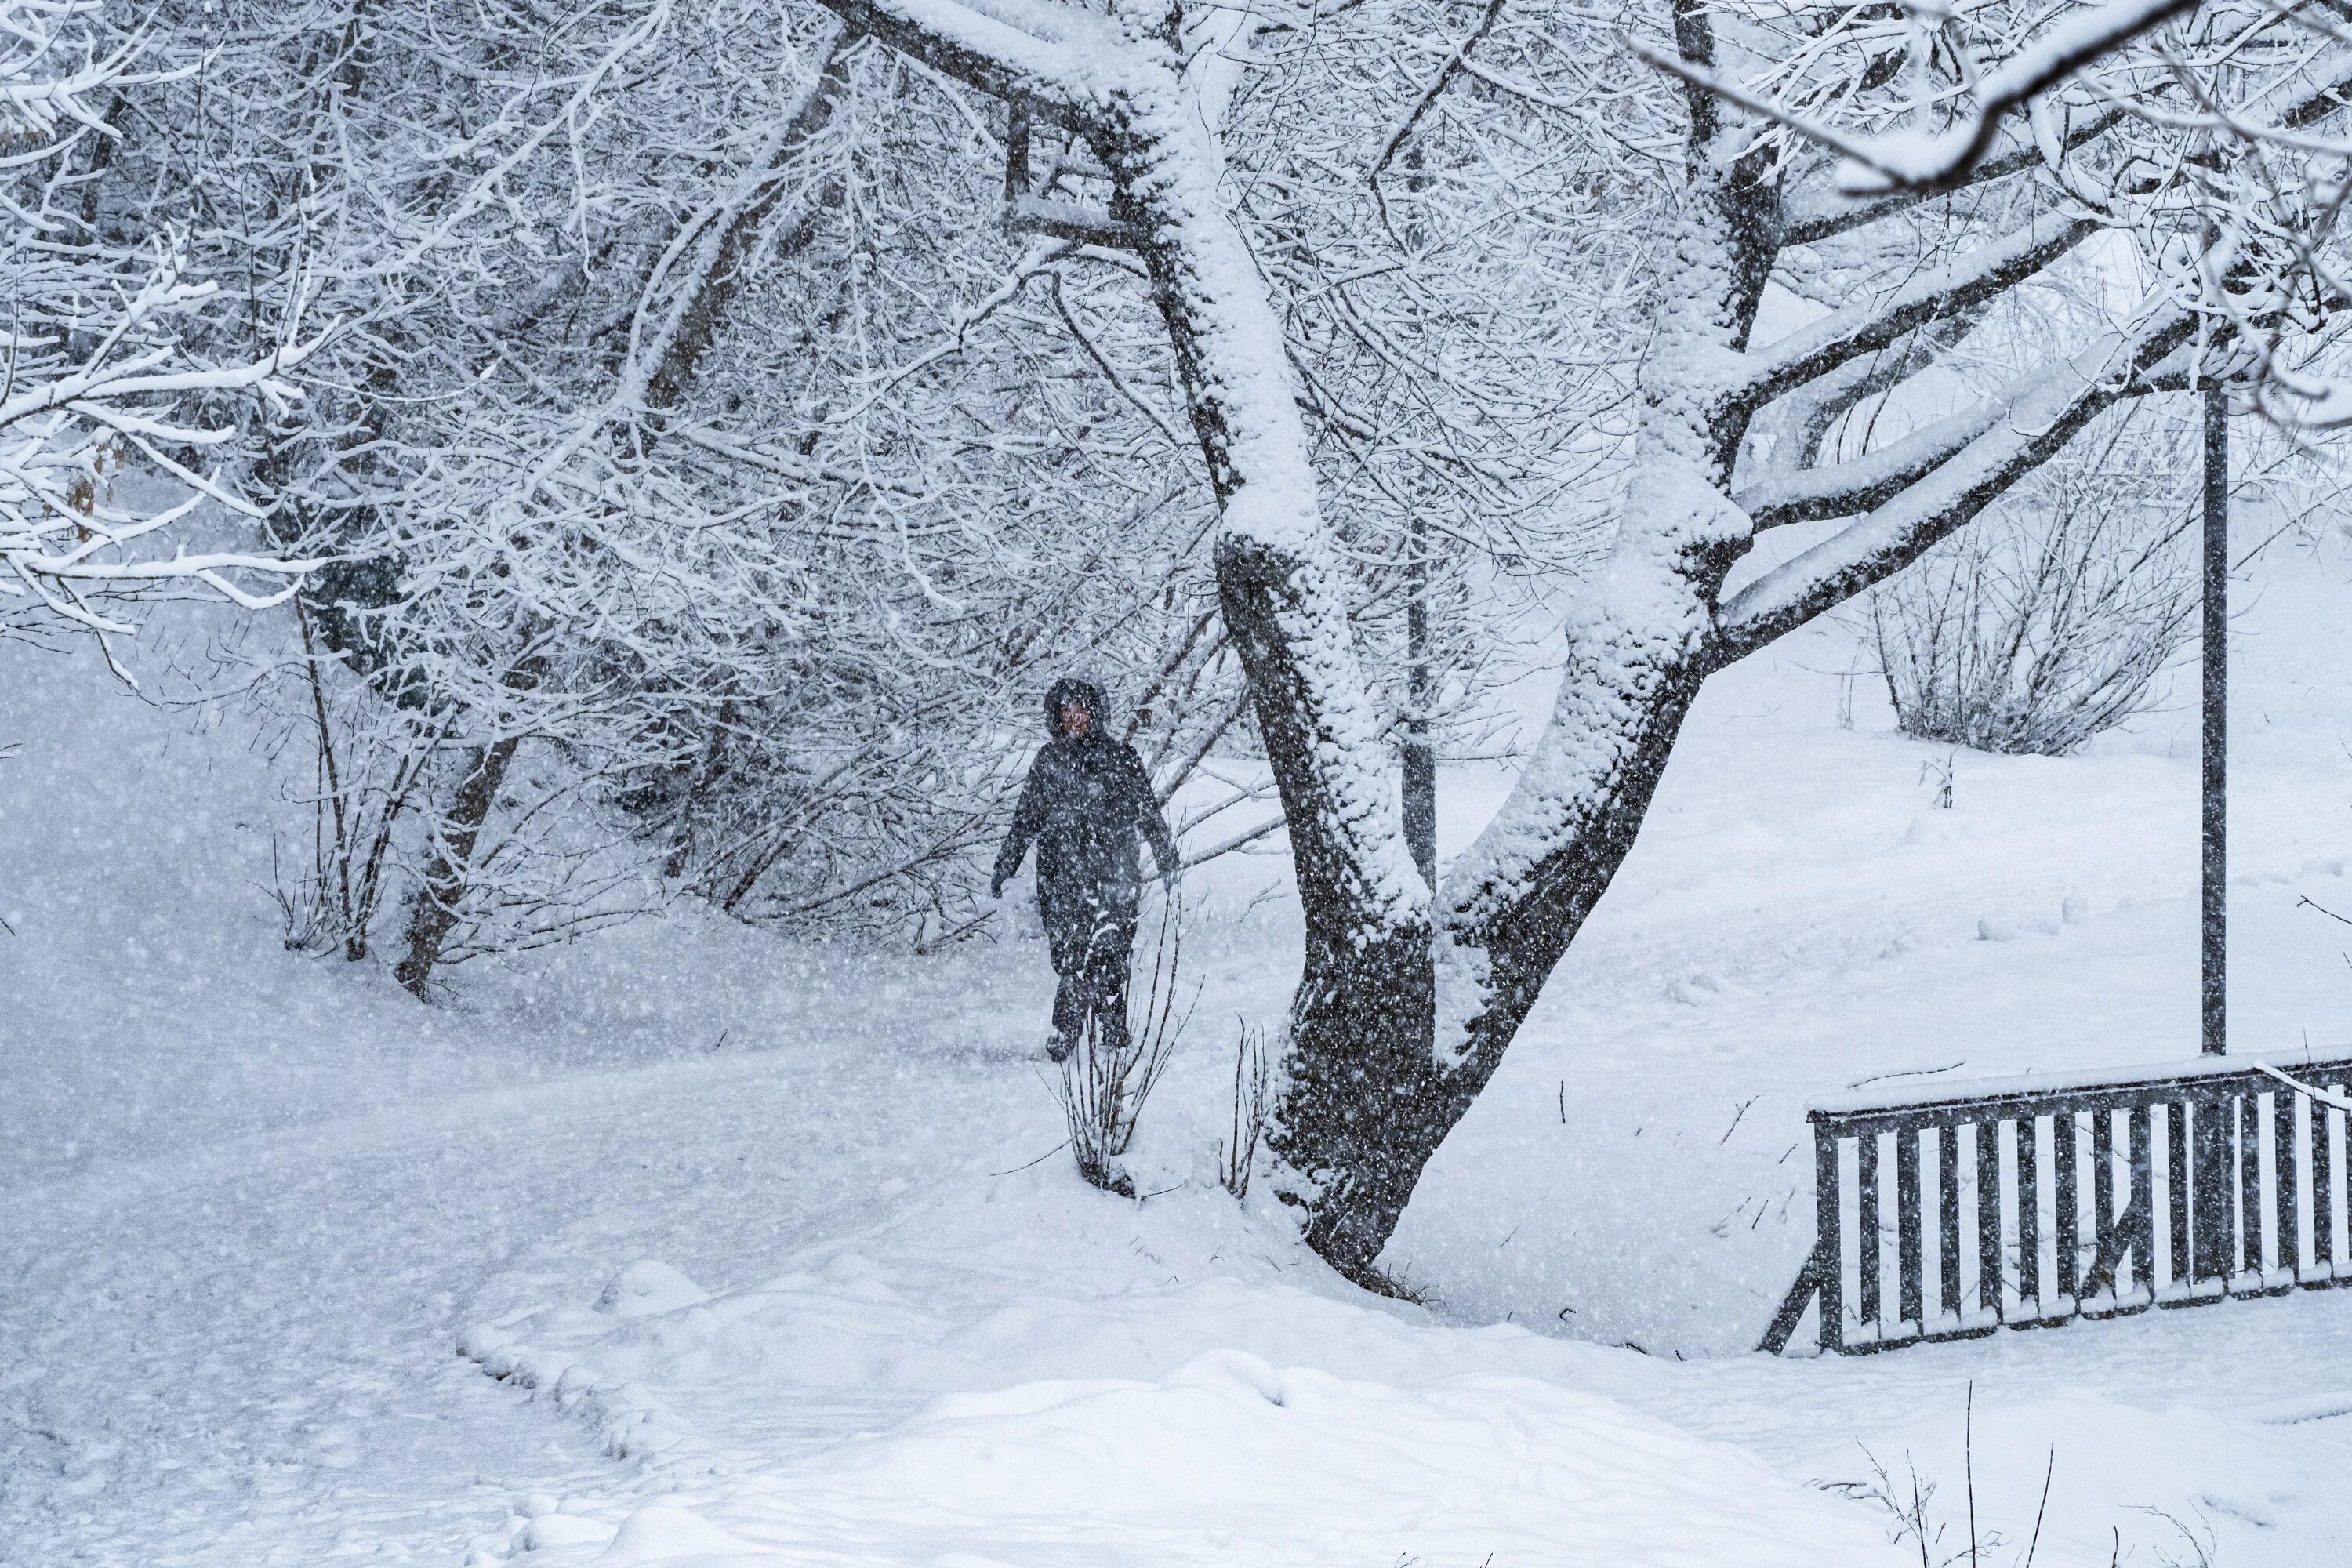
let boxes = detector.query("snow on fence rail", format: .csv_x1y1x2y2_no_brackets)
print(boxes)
1759,1051,2352,1356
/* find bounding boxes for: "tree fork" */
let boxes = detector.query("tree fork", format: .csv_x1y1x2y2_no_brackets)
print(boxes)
1283,644,1714,1272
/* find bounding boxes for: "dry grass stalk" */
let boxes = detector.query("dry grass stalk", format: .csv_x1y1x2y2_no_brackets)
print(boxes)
1218,1019,1273,1199
1055,892,1196,1197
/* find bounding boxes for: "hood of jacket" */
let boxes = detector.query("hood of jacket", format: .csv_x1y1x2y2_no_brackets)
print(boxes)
1043,677,1107,739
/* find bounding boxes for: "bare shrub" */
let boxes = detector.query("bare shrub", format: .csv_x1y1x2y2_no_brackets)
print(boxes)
267,837,342,956
1819,1387,2067,1568
1054,895,1196,1198
1218,1020,1275,1200
1867,420,2198,756
267,643,430,960
1820,1445,1954,1568
2134,1509,2217,1568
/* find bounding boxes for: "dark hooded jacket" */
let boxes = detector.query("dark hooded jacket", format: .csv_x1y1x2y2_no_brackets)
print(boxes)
993,678,1179,898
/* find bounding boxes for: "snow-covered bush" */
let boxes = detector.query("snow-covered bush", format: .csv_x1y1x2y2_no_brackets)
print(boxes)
79,3,1251,985
1867,420,2198,756
135,5,1260,982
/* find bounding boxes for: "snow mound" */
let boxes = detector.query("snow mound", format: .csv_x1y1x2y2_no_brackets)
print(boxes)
477,1269,1900,1567
597,1260,712,1318
597,1505,752,1564
724,1352,1896,1568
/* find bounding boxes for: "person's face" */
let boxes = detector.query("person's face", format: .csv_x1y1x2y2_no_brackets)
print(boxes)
1061,700,1092,738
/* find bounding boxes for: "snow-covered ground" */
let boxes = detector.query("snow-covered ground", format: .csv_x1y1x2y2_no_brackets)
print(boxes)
5,540,2350,1566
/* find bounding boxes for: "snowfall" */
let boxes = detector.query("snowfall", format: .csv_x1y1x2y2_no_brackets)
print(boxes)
5,534,2350,1568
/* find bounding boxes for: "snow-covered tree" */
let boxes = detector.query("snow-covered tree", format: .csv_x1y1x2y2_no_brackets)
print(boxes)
793,0,2352,1282
97,0,1250,985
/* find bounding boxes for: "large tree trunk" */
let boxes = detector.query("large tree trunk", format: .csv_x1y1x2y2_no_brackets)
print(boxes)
1078,64,1444,1283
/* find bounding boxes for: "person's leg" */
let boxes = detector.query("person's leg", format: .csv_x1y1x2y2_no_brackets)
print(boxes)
1040,888,1087,1060
1049,975,1086,1060
1083,888,1142,1054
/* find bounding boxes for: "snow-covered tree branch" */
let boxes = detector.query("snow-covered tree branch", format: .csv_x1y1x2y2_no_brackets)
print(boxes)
0,5,321,669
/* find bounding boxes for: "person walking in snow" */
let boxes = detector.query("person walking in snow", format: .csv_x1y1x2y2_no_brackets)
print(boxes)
991,677,1181,1063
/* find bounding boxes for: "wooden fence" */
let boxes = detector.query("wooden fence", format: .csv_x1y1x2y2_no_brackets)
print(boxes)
1759,1051,2352,1355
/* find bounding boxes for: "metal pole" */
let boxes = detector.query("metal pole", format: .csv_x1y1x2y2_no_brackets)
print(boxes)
1400,141,1437,890
2201,380,2227,1056
1403,510,1436,887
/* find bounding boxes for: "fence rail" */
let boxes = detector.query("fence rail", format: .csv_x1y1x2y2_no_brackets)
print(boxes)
1759,1051,2352,1356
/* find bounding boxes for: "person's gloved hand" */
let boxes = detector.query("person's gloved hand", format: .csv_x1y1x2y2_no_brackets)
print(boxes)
1160,866,1178,894
989,874,1007,901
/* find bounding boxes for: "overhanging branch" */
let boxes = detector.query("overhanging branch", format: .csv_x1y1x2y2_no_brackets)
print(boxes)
1714,310,2200,662
1006,192,1143,247
1739,391,2015,529
1736,209,2097,412
1780,108,2129,247
811,0,1106,125
1639,0,2198,195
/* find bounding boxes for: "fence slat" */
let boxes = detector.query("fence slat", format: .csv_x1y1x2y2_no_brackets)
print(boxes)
2054,1110,2079,1305
2091,1109,2115,1299
2238,1094,2261,1284
1817,1129,1843,1352
2017,1115,2041,1314
1976,1118,2002,1323
1939,1124,1962,1319
2169,1102,2192,1295
2275,1090,2298,1283
2127,1104,2154,1302
2194,1098,2230,1291
1858,1129,1881,1336
1897,1126,1923,1331
2317,1094,2336,1277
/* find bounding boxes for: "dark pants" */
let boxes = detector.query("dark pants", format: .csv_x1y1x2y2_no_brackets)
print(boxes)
1040,881,1139,1054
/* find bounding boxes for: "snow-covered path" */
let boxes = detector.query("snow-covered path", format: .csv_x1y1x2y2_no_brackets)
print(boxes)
13,971,2352,1566
0,912,1085,1565
0,1024,948,1563
3,1084,615,1564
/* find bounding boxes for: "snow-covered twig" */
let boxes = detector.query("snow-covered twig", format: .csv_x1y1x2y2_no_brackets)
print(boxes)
1632,0,2200,194
2255,1062,2352,1116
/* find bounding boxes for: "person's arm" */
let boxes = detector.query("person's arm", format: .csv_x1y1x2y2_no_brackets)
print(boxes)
1123,747,1181,883
992,754,1047,896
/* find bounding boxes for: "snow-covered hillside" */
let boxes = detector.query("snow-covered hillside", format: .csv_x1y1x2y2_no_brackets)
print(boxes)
5,539,2350,1566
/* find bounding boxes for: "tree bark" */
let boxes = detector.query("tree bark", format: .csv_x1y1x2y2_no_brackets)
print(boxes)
394,655,546,1000
1403,513,1436,888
